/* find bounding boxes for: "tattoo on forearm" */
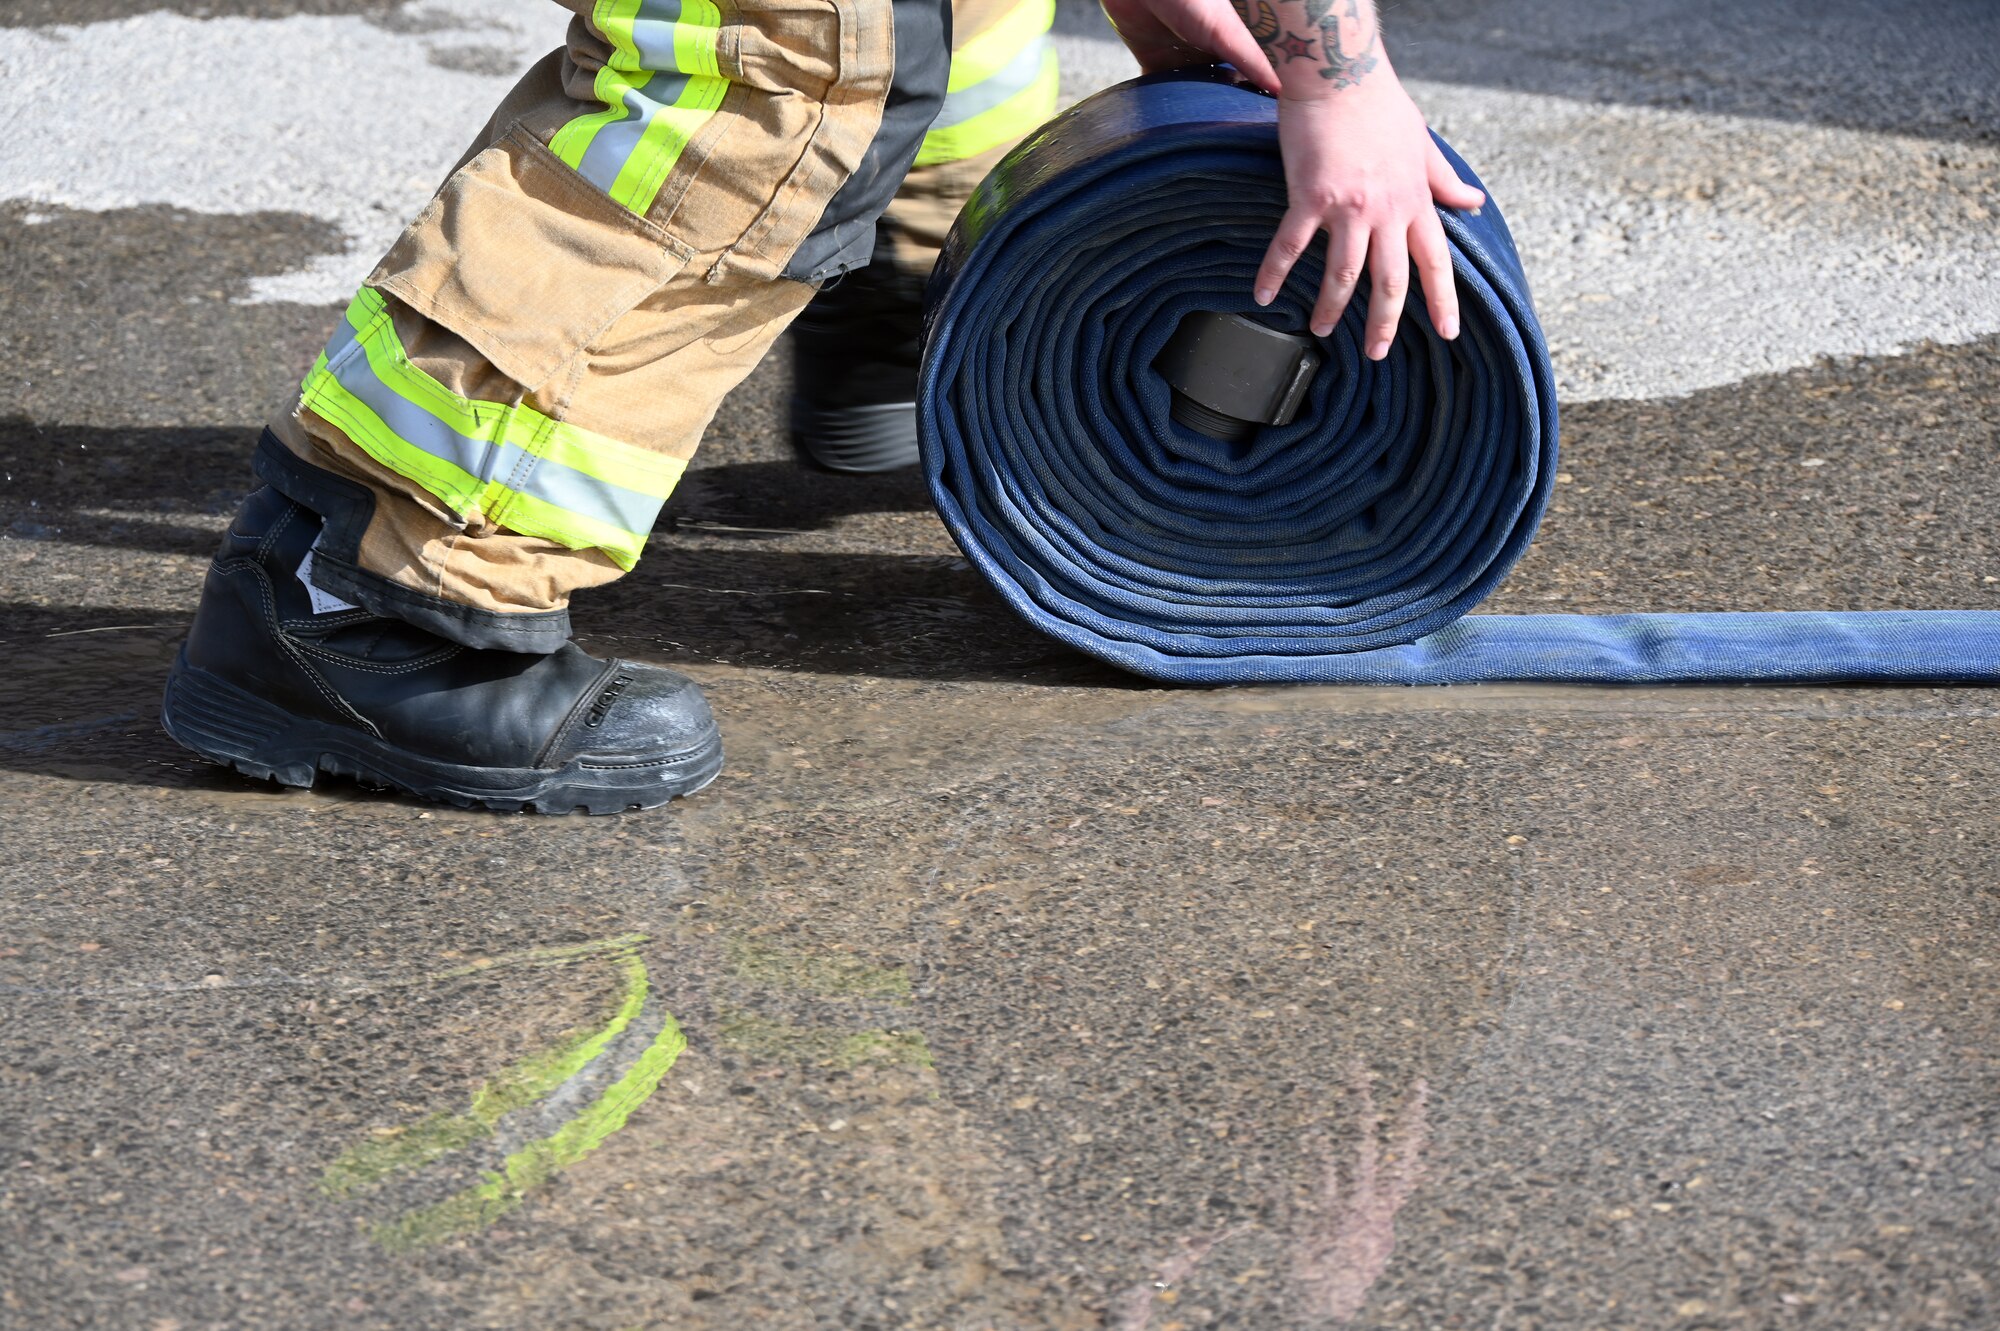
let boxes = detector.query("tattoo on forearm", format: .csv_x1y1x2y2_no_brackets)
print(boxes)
1305,0,1379,85
1235,0,1281,45
1233,0,1380,86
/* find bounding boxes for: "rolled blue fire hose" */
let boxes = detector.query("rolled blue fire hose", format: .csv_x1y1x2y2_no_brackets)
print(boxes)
917,70,2000,684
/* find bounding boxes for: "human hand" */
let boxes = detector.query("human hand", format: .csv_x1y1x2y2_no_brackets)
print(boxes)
1106,0,1486,356
1256,74,1485,354
1098,0,1282,93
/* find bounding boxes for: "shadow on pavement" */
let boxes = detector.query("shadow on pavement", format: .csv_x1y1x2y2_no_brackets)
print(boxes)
0,424,940,551
0,541,1124,788
669,459,936,534
0,409,1130,791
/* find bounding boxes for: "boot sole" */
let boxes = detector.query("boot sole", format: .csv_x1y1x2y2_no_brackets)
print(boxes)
788,399,920,474
161,651,722,815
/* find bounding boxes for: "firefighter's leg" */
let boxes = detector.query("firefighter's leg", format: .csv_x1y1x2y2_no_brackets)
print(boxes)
163,0,947,812
790,0,1060,473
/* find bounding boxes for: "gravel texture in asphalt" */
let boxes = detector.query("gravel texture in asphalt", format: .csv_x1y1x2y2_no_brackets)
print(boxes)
1,2,1997,1328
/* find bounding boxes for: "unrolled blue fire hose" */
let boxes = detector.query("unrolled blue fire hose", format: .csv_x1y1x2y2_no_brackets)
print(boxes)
917,70,2000,684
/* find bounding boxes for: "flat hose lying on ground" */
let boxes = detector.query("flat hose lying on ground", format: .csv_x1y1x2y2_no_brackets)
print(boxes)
917,71,2000,684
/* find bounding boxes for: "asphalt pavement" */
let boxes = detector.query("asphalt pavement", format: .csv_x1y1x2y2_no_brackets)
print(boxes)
2,3,1997,1329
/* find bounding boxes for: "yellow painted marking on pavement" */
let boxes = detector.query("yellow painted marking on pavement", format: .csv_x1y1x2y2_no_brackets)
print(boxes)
716,1007,933,1071
372,1007,686,1251
313,934,686,1250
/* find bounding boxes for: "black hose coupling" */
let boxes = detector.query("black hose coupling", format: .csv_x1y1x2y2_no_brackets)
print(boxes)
1153,312,1322,444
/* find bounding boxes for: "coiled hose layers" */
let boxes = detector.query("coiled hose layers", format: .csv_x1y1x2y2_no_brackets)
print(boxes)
917,70,2000,684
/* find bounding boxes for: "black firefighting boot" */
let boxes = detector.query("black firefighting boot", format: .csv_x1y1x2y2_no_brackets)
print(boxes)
788,263,924,474
161,486,722,813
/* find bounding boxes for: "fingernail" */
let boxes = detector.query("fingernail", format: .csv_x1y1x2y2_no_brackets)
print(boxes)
1255,287,1274,305
1312,322,1332,337
1369,341,1390,359
1441,317,1458,339
1470,206,1483,217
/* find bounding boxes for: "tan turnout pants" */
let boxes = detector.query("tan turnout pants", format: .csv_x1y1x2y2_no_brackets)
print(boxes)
258,0,1058,651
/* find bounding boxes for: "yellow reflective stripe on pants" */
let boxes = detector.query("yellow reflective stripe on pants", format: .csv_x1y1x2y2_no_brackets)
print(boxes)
916,0,1058,167
947,0,1054,91
548,0,728,215
299,289,682,570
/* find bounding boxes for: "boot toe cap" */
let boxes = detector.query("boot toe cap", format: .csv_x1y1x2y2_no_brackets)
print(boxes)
556,662,719,765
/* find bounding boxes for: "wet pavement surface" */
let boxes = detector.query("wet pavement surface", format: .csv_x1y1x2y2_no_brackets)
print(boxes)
4,2,2000,1329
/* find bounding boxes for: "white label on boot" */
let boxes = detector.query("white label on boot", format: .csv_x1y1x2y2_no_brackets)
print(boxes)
296,536,360,616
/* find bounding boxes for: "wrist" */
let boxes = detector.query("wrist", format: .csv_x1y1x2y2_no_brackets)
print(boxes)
1277,58,1395,105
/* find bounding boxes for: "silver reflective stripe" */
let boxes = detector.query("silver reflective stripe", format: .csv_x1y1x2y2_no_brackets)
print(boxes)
574,0,693,198
935,33,1050,129
575,68,694,196
522,450,663,535
323,324,664,537
626,0,685,68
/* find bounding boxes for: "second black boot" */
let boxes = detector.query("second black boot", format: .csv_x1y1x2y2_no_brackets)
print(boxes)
788,264,925,474
162,486,722,814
